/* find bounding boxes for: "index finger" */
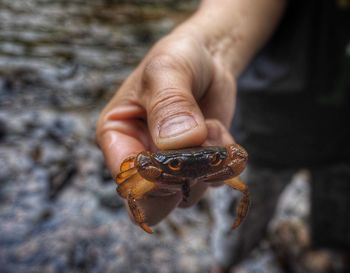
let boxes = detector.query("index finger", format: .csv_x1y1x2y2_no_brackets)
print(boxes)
96,103,149,178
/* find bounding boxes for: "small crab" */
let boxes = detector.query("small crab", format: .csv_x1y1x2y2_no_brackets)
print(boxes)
116,144,249,234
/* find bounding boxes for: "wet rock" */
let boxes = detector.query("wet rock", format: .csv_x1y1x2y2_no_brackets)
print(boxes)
38,142,69,165
301,251,334,273
49,162,77,200
46,117,76,145
98,189,124,211
68,239,99,271
0,118,6,140
0,0,195,110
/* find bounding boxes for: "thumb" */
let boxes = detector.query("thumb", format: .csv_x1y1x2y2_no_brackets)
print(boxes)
140,54,209,149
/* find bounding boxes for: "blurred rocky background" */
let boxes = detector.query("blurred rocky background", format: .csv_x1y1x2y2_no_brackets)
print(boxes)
0,1,346,273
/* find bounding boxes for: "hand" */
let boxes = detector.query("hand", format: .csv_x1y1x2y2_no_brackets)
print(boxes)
96,0,285,225
96,33,236,224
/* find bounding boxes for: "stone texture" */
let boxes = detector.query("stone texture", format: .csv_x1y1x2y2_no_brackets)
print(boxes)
0,1,213,273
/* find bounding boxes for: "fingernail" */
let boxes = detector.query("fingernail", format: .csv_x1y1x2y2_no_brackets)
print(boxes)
159,114,198,138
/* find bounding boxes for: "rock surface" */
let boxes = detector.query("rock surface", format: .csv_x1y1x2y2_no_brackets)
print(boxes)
0,1,212,273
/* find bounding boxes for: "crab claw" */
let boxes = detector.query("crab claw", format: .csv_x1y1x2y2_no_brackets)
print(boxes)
127,194,153,234
140,223,153,234
224,177,250,229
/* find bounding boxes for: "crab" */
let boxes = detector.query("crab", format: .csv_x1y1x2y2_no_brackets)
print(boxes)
116,144,250,234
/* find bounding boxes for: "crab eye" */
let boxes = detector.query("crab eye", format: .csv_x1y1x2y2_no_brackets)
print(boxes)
210,153,222,166
168,159,181,171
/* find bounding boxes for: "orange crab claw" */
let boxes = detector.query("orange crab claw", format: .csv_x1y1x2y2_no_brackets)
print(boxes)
224,177,250,229
140,223,153,234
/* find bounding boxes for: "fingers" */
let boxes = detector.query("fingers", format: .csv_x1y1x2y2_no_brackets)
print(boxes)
97,53,209,177
204,119,235,146
97,36,233,179
198,59,236,128
96,103,149,178
140,52,210,150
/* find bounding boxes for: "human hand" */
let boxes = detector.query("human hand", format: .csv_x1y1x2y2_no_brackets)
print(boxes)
96,31,236,224
96,0,285,225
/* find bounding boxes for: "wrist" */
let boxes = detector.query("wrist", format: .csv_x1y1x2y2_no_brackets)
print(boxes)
172,15,240,78
172,0,286,78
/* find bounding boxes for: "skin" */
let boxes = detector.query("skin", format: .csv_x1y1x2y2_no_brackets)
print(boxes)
96,0,286,233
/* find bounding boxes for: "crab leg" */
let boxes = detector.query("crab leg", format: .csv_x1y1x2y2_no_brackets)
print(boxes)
115,156,137,184
116,167,137,184
120,155,136,172
117,173,157,234
224,177,250,229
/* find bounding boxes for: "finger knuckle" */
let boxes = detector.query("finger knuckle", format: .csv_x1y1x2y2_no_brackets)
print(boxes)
149,90,195,118
143,54,178,80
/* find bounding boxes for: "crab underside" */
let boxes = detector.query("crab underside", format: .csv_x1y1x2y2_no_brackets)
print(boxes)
116,155,250,234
